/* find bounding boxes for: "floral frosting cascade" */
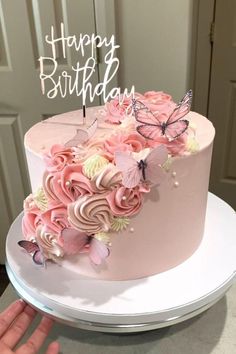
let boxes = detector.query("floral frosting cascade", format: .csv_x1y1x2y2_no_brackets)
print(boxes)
20,90,198,266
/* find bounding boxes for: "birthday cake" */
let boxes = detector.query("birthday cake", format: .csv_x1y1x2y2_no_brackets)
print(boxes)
20,90,215,280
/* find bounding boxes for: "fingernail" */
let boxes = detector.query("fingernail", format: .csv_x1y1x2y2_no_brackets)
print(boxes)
17,299,26,306
18,298,25,303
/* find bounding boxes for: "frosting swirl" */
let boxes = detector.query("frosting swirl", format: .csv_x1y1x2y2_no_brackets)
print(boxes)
92,164,122,192
44,144,74,172
36,226,64,261
106,186,143,217
22,211,42,240
83,155,109,179
68,194,113,235
43,164,94,205
41,204,69,234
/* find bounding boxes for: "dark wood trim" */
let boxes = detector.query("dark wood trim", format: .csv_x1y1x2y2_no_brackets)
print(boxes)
192,0,216,116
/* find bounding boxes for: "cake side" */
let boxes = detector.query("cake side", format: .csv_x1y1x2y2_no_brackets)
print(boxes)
21,91,215,280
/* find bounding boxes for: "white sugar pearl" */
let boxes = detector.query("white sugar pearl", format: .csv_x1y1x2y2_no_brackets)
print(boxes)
65,180,71,187
172,171,177,177
174,181,179,187
122,196,127,201
130,227,134,233
57,179,61,184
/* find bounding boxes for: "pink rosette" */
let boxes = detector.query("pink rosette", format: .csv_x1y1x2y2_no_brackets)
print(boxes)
92,164,122,192
43,172,60,205
105,93,145,124
140,91,176,120
36,226,64,261
143,91,173,105
105,96,132,124
123,133,147,152
82,138,112,162
44,144,74,172
43,164,94,206
104,132,146,158
106,186,143,217
147,134,187,155
22,210,42,240
40,204,70,234
68,194,113,235
23,194,41,214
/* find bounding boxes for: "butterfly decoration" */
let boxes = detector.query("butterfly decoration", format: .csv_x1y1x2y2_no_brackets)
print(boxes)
61,228,110,265
65,118,98,147
132,89,192,141
18,240,45,265
115,145,168,189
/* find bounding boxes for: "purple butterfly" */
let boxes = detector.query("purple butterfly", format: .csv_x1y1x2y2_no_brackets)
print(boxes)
18,240,44,265
65,118,98,147
61,228,110,265
115,145,168,189
133,90,192,141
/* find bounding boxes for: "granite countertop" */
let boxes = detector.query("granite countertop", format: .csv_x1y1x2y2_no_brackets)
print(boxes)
0,284,236,354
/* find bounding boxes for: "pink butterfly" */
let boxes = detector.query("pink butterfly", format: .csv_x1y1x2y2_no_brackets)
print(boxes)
65,118,98,147
18,240,44,265
133,90,192,141
115,145,168,188
61,228,109,265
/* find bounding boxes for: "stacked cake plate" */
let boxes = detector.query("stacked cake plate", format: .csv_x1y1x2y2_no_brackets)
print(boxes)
6,193,236,333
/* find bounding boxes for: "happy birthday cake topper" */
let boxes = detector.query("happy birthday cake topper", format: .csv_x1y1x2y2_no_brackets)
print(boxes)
39,23,135,107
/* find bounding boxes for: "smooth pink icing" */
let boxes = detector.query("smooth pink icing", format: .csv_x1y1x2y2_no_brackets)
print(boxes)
24,107,215,280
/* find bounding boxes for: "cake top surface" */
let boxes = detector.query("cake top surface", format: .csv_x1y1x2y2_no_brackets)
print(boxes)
25,106,215,156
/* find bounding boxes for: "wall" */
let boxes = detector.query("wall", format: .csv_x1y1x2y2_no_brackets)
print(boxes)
115,0,194,101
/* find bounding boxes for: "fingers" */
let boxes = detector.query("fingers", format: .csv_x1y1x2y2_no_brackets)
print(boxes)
1,305,37,348
45,341,60,354
16,316,54,354
0,299,26,337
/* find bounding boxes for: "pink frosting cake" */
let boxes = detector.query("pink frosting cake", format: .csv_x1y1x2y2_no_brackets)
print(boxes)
21,91,215,280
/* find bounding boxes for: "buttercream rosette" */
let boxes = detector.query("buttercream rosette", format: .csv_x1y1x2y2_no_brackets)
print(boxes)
68,194,113,235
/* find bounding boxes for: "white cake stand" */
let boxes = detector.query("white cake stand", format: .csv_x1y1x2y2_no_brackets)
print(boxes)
6,193,236,333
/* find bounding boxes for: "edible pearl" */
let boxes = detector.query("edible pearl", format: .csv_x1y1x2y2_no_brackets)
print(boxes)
172,171,177,177
122,196,127,201
108,242,112,247
174,181,179,187
65,180,71,187
57,179,61,184
130,227,134,233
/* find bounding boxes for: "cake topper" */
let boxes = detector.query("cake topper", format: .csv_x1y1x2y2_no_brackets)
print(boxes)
39,23,135,121
133,89,192,141
115,145,168,188
83,104,86,125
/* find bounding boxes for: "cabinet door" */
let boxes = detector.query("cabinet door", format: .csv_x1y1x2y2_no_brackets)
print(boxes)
0,0,99,263
208,0,236,208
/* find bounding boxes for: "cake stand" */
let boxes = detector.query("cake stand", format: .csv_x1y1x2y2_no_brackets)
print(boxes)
5,193,236,333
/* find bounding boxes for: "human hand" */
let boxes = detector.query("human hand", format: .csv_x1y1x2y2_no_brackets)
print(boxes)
0,299,59,353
